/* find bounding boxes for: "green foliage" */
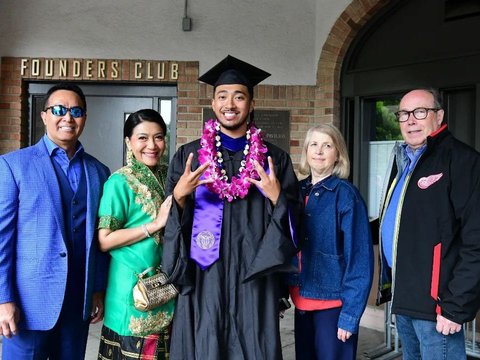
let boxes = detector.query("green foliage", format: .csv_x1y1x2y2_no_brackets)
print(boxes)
375,100,403,141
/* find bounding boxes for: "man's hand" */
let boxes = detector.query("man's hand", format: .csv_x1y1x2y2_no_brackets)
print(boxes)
337,328,352,342
247,156,281,205
90,292,105,324
436,314,462,335
173,153,212,208
0,302,20,338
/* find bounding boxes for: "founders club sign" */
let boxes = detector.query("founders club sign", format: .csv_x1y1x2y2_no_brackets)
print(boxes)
20,58,179,81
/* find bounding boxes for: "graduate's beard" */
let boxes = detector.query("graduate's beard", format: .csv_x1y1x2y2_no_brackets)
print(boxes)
219,119,247,132
216,116,249,135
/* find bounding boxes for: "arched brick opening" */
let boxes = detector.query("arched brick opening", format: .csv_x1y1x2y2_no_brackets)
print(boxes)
314,0,391,125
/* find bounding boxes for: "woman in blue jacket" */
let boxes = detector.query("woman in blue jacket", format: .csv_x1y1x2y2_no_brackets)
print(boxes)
288,124,374,360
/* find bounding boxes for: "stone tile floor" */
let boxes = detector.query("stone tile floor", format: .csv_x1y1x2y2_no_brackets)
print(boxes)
0,307,391,359
4,307,480,359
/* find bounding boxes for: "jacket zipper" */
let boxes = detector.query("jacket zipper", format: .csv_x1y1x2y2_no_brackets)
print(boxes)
391,154,425,313
390,172,412,306
379,176,397,298
380,148,424,313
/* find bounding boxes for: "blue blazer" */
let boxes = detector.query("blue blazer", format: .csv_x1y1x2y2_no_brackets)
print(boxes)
0,139,110,330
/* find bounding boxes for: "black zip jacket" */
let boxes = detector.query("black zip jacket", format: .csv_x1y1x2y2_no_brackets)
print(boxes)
377,126,480,324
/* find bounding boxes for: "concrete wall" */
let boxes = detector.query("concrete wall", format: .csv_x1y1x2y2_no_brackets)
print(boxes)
0,0,353,86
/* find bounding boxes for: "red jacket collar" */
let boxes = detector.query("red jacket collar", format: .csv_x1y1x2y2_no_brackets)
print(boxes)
429,124,447,138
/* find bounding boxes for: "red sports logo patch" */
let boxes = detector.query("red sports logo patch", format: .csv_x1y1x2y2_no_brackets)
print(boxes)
418,173,443,189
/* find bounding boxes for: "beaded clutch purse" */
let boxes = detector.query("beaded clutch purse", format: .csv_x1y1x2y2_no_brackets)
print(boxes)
133,267,178,311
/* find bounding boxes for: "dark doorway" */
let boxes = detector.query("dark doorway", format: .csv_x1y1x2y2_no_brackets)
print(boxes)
29,83,177,172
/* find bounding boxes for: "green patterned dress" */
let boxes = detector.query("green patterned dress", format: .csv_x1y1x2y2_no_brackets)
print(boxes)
97,159,175,360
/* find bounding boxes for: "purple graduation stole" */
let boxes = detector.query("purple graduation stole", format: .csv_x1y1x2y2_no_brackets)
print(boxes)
190,168,299,271
190,181,224,270
190,133,245,270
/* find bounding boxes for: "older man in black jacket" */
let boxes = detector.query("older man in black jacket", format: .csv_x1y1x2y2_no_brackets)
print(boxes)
377,88,480,360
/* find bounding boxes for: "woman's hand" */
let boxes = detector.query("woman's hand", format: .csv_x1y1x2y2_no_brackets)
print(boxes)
151,195,173,232
173,153,212,208
337,328,352,342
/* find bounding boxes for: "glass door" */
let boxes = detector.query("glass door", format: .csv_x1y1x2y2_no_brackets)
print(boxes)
363,97,402,218
344,94,402,219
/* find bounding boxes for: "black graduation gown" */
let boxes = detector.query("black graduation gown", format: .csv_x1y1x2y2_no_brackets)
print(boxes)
162,139,301,360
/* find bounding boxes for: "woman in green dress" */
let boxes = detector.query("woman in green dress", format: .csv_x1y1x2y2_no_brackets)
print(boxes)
97,109,174,359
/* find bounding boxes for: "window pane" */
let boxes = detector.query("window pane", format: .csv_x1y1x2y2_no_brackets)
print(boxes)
160,99,172,163
373,99,402,141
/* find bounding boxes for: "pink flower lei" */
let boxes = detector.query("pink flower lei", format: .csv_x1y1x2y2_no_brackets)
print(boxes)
198,119,268,202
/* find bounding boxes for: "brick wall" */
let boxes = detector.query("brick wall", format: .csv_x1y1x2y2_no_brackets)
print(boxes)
0,58,27,151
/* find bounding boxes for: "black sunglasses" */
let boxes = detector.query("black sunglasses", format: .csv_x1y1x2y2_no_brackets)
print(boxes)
44,105,86,118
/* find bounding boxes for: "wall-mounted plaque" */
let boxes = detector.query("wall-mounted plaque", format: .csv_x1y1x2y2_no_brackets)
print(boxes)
202,109,290,152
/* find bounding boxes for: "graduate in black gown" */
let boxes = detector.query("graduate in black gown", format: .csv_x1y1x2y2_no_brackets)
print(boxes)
162,55,302,360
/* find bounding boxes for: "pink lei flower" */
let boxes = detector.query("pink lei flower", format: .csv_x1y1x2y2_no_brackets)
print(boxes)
197,119,268,202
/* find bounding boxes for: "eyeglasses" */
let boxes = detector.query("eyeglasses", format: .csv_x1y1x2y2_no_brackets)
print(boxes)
44,105,86,118
394,107,441,122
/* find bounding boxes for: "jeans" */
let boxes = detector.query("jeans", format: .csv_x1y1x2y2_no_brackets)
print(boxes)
395,314,466,360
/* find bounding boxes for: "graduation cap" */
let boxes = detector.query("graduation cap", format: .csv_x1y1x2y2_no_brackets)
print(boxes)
198,55,271,98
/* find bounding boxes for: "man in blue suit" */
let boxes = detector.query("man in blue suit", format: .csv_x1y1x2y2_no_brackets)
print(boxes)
0,83,110,359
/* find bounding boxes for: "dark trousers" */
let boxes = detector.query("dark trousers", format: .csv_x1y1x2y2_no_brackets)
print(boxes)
294,307,358,360
2,283,89,360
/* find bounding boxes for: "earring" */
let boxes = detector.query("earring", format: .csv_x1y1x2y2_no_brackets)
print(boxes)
126,147,134,166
